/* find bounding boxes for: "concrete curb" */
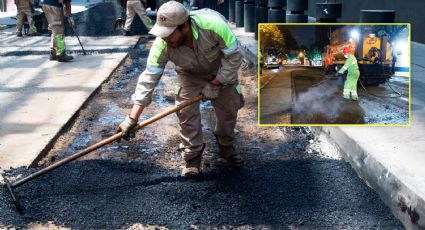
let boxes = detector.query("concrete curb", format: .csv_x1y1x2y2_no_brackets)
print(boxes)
310,127,425,230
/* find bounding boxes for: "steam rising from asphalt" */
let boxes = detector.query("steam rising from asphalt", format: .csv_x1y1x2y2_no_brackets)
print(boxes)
293,80,343,123
292,76,365,124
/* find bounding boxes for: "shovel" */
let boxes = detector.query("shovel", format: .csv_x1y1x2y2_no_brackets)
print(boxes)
2,95,202,212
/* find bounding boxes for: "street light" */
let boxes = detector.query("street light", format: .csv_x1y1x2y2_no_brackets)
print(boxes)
395,41,407,52
350,29,360,39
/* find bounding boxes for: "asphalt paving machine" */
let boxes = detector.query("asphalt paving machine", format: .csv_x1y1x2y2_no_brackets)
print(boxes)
322,26,396,86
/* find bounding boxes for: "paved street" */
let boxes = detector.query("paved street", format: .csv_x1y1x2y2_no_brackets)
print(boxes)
260,66,409,125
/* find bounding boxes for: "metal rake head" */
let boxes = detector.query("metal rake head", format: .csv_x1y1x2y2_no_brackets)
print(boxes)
2,174,23,213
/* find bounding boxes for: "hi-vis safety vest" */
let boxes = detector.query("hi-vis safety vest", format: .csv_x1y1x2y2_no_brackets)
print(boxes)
338,54,359,74
132,10,242,106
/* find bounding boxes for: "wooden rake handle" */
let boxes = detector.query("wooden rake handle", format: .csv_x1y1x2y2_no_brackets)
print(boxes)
12,95,203,188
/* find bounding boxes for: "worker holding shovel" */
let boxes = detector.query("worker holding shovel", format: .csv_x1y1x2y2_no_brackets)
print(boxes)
117,1,245,176
336,46,360,100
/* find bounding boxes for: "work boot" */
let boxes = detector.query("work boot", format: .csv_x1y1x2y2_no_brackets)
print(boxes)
218,145,244,168
16,31,23,37
181,154,202,177
49,49,57,61
181,144,205,177
57,53,74,62
54,34,73,62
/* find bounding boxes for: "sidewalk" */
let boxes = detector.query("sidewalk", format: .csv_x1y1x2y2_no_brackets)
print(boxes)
0,29,137,55
0,0,101,27
0,32,140,170
0,11,15,26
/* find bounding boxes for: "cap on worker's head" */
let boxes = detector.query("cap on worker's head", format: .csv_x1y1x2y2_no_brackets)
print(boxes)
149,1,189,38
342,46,350,55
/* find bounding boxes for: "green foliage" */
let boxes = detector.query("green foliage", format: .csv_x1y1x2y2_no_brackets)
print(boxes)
259,25,285,55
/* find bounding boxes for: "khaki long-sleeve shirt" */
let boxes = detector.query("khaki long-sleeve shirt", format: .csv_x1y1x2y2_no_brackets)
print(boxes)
15,0,34,9
131,10,243,106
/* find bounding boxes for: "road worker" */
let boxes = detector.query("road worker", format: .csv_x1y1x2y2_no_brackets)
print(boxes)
41,0,74,62
122,0,154,36
15,0,35,36
337,46,360,100
117,1,245,176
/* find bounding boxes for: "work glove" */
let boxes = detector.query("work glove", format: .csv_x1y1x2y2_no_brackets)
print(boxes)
116,116,137,142
68,16,75,29
201,82,220,101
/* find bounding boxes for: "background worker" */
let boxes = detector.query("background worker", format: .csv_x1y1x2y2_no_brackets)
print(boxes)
15,0,35,37
117,1,245,176
337,46,360,100
122,0,154,36
41,0,74,62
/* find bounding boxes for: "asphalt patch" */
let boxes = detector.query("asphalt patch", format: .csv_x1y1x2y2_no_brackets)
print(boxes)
1,157,403,229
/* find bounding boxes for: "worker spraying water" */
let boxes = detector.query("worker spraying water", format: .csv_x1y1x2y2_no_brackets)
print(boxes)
336,46,360,101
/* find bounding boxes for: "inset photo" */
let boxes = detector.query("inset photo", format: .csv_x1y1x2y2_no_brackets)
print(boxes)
258,24,410,126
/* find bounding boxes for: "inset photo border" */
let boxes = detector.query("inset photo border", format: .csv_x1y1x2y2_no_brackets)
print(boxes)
258,23,411,126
